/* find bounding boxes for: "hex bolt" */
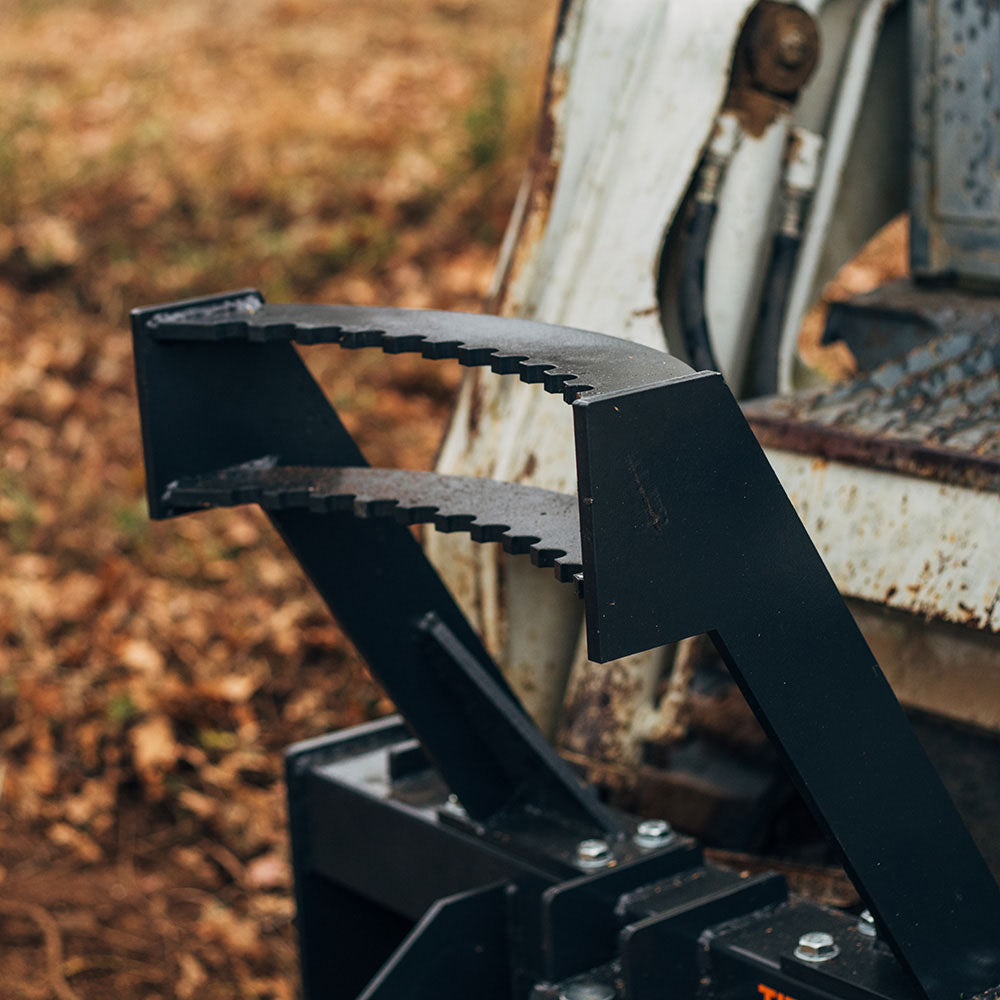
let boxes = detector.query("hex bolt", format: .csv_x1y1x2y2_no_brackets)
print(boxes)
794,931,840,962
559,982,616,1000
634,818,675,849
777,26,808,68
443,793,466,815
857,909,877,938
575,838,612,870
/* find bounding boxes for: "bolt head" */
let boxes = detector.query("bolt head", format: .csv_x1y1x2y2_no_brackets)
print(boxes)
559,983,616,1000
777,27,808,67
857,909,877,938
575,838,612,869
634,818,674,848
794,931,839,963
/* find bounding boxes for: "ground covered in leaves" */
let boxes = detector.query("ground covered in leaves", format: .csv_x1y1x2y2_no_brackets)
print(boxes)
0,1,556,996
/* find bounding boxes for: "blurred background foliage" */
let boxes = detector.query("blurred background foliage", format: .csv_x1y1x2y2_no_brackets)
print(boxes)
0,1,557,997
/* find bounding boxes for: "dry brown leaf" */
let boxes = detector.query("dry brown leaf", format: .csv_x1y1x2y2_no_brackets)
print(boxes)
195,673,258,704
177,788,217,820
120,637,165,675
47,821,102,863
198,904,262,958
130,714,178,791
63,778,114,829
245,852,290,891
177,953,208,1000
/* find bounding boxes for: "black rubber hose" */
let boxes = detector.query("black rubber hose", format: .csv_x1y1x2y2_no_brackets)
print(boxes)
678,200,721,372
744,230,800,398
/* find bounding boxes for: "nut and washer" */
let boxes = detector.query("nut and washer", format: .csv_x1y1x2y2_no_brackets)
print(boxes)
634,818,675,849
559,983,616,1000
443,793,466,816
857,909,877,938
575,838,612,870
794,931,840,963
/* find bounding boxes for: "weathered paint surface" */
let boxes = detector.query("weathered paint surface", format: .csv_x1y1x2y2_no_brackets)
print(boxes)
748,321,1000,494
765,449,1000,632
428,0,757,733
429,0,987,761
849,599,1000,733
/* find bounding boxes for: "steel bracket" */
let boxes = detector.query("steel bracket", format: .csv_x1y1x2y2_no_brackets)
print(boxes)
132,290,1000,1000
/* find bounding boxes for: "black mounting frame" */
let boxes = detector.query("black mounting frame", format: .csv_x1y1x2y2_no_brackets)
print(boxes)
132,290,1000,1000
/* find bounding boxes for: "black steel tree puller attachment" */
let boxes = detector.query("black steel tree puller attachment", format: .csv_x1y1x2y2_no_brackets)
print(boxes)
132,291,1000,1000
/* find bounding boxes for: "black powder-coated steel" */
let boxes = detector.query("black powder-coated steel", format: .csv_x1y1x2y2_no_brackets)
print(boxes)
284,717,938,1000
132,290,1000,1000
165,463,584,582
145,292,692,401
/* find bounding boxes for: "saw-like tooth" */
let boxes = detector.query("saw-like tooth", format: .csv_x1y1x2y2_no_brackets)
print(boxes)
468,521,508,543
420,340,460,360
561,380,593,402
501,533,540,556
339,329,384,349
381,333,426,353
554,559,583,583
530,545,566,568
542,369,573,393
490,353,529,375
353,497,399,518
262,486,310,509
308,493,355,514
433,512,475,533
292,325,337,345
456,345,497,366
392,504,439,525
518,361,556,384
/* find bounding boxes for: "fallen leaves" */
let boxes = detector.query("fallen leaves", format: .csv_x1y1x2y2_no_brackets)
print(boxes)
0,0,557,995
130,715,179,797
245,853,290,893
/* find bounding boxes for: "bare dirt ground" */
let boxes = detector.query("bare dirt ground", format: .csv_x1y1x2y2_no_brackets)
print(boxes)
0,2,909,997
0,1,556,996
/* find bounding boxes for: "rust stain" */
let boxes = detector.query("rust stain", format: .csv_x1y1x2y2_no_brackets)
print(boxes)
630,304,660,319
558,657,646,765
489,0,570,315
707,849,859,908
745,323,1000,495
722,1,820,137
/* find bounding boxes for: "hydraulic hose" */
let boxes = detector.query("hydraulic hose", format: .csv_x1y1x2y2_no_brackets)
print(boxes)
745,229,800,397
679,199,721,373
677,114,741,373
745,128,822,397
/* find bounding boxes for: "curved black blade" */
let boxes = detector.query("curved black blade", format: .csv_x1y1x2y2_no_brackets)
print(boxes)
165,461,584,584
146,295,694,402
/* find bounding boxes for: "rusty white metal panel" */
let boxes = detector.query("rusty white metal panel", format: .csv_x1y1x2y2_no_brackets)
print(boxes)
849,601,1000,734
428,0,925,742
765,449,1000,633
428,0,756,733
